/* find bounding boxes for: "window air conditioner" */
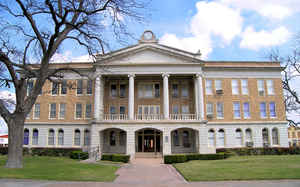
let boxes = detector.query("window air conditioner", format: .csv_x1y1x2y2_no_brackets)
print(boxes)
246,141,254,147
206,114,213,119
259,90,265,96
216,89,223,95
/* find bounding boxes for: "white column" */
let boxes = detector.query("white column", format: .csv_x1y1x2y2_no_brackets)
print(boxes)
162,73,170,119
128,74,135,120
194,77,199,117
94,76,101,120
126,131,135,158
196,73,204,120
163,130,171,155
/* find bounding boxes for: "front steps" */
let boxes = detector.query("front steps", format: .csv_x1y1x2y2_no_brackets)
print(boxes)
135,152,162,158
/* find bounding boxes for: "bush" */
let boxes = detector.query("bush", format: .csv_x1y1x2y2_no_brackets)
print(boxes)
101,154,130,163
216,147,300,156
30,148,82,157
0,147,8,155
70,151,89,160
164,153,229,164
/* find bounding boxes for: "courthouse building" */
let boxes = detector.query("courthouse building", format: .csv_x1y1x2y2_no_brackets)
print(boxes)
24,31,289,158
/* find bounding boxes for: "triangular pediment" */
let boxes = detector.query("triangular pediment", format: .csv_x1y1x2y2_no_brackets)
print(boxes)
97,43,203,65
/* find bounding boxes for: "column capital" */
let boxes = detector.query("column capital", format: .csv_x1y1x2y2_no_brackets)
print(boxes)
128,74,135,78
162,73,170,78
195,73,203,78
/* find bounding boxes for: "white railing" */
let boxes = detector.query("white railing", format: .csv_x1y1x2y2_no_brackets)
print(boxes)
102,114,128,121
134,114,163,120
169,114,199,120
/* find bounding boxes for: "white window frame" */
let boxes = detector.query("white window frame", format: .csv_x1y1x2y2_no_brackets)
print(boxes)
138,83,159,98
260,102,267,118
75,103,83,119
241,79,248,95
51,82,59,96
86,79,93,95
48,129,55,146
205,80,213,95
181,83,189,97
233,102,241,119
58,129,64,146
74,129,81,146
208,129,216,147
215,80,222,91
217,129,225,148
49,103,56,119
216,102,224,119
235,129,243,147
231,79,239,95
243,102,250,119
272,128,279,145
269,102,277,118
85,103,92,119
61,80,67,95
206,102,213,115
257,80,265,96
76,79,83,95
267,80,275,95
59,103,66,119
33,103,40,119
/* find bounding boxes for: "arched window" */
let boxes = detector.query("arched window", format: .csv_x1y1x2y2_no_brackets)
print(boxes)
272,128,279,145
48,129,55,145
119,131,126,146
84,129,90,146
32,129,39,145
173,130,179,146
24,129,29,145
183,131,190,148
110,131,116,146
58,129,64,146
262,128,269,146
245,128,252,142
74,129,81,146
208,129,215,147
235,129,243,147
217,129,225,147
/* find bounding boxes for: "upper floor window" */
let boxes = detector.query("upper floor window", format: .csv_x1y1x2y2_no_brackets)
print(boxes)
85,104,92,118
75,103,82,119
233,102,241,119
257,80,265,96
269,102,276,118
138,105,160,118
172,84,179,97
182,105,189,114
76,80,83,95
49,103,56,119
267,80,274,95
243,102,250,119
61,80,67,95
27,80,34,96
110,84,117,97
119,84,126,97
34,103,40,119
120,106,126,115
215,80,222,91
206,102,213,115
241,79,248,95
110,105,116,114
138,83,159,98
59,103,66,119
205,80,213,95
260,102,267,118
181,84,189,97
52,82,59,95
172,104,179,114
87,80,93,95
155,84,160,97
216,102,224,119
232,80,239,95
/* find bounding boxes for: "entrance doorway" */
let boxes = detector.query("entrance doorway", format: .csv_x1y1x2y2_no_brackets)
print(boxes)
136,129,161,153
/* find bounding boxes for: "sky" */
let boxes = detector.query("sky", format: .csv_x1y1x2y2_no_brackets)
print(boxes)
1,0,300,132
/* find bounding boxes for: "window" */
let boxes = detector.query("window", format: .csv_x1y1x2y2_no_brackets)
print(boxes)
235,129,243,147
173,130,180,146
86,79,93,95
58,129,64,146
232,80,239,95
182,105,189,114
74,129,81,146
241,79,248,95
257,80,265,96
48,129,55,145
267,80,274,95
138,84,158,98
272,128,279,145
52,82,59,95
110,106,116,114
172,105,179,114
110,131,116,146
120,106,126,115
233,102,241,118
32,129,38,145
260,102,267,118
49,103,56,119
61,80,67,95
206,102,213,115
27,80,33,96
183,131,190,147
120,84,126,97
245,129,252,142
76,80,83,95
137,105,160,119
215,80,222,91
110,84,117,97
75,103,82,119
24,129,29,145
34,103,40,119
181,84,189,97
243,102,250,119
59,103,66,119
120,131,126,146
84,129,90,146
85,104,92,118
262,128,269,146
216,102,224,119
205,80,213,95
154,84,160,97
172,84,179,97
208,129,215,147
217,129,225,147
269,102,276,118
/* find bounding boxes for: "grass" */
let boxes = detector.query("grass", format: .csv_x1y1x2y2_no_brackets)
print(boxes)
173,155,300,181
0,155,119,181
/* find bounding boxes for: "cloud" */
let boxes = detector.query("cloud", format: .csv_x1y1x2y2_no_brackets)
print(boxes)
221,0,300,20
160,1,243,59
50,51,94,63
240,26,290,50
0,90,16,133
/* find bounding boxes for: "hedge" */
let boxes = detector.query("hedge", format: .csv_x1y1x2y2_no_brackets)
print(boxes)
164,153,228,164
70,150,89,160
101,154,130,163
0,147,82,157
216,147,300,156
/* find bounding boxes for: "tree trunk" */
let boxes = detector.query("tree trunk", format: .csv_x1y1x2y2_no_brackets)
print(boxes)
5,116,25,168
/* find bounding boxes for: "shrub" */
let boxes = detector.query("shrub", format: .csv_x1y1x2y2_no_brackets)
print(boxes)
216,147,300,156
101,154,130,163
164,153,229,164
101,154,113,161
70,150,89,160
0,147,8,155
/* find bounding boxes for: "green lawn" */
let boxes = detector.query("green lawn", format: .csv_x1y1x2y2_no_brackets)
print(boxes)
0,156,119,181
174,155,300,181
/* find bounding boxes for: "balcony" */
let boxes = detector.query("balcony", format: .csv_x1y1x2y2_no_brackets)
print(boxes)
101,114,200,121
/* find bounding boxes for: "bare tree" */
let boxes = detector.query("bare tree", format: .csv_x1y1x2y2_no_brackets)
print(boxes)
0,0,148,168
270,47,300,126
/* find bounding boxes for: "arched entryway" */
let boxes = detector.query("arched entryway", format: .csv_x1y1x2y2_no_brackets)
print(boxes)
171,128,199,154
100,128,127,154
135,128,162,153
